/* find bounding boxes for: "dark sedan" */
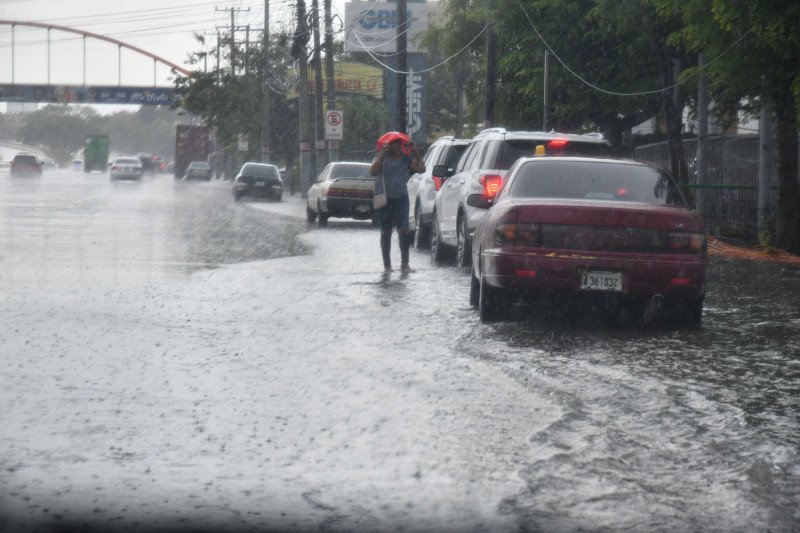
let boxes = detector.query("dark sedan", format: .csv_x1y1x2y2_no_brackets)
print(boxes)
233,163,283,201
469,157,707,323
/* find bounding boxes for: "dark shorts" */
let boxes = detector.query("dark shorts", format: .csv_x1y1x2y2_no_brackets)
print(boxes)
379,195,410,232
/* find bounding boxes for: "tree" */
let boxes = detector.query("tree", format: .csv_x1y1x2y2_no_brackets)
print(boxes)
18,105,89,164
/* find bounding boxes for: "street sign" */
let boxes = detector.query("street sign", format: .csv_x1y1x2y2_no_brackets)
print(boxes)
325,110,344,140
238,134,249,151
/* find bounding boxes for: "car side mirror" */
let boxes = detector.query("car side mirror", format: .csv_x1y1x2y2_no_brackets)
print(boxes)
467,193,493,209
432,164,453,178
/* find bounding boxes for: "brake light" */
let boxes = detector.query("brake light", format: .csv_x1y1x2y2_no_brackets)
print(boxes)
548,138,568,149
667,232,706,253
433,176,445,191
480,174,503,198
495,210,540,245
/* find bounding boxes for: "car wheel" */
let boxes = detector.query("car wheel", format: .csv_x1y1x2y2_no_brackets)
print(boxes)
456,213,472,268
679,296,704,326
413,205,429,249
318,202,329,226
479,274,510,322
234,191,243,202
469,268,480,307
430,211,447,264
306,205,317,223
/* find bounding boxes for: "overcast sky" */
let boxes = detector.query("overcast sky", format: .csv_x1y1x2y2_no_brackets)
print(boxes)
0,0,348,87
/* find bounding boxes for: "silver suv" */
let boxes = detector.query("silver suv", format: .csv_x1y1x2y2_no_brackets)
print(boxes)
431,128,612,266
406,136,469,249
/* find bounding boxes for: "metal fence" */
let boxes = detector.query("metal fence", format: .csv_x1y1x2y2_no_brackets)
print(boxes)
634,135,776,243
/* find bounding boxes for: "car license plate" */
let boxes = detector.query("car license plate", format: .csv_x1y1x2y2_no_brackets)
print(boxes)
356,205,370,213
255,181,265,187
580,271,622,291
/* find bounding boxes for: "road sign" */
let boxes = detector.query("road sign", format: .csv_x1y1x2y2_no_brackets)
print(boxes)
325,110,344,140
238,134,248,151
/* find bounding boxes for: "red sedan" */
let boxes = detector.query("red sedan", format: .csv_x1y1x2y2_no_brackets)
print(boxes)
468,157,707,323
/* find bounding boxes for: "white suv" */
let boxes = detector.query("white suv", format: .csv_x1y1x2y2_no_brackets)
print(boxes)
430,128,612,266
406,136,469,249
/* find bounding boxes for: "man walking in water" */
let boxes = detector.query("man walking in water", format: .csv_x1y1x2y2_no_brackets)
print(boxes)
370,135,425,273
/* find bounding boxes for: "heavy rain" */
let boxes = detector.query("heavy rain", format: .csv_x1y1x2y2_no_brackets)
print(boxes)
2,170,799,532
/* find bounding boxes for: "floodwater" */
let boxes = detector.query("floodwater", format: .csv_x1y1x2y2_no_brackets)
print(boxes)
1,169,798,532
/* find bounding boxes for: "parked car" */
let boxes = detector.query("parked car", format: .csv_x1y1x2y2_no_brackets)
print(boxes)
431,128,612,267
109,156,144,180
10,153,42,177
306,162,374,226
406,136,469,249
183,161,212,181
233,162,283,201
468,157,707,323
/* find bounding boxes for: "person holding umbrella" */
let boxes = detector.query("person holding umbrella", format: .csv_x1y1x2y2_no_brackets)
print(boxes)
370,131,426,273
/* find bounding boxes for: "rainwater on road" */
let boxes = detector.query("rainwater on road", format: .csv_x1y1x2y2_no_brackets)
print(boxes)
1,169,798,532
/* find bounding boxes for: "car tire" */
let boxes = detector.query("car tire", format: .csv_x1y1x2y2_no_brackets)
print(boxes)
234,191,243,202
306,205,317,223
318,202,329,226
413,205,429,249
479,274,510,322
679,296,704,326
430,211,447,264
456,213,472,268
469,268,480,307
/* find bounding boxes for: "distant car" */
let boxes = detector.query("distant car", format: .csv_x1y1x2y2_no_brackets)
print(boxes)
431,128,612,267
39,157,57,170
406,136,469,249
468,157,707,323
137,153,156,175
71,159,84,171
10,153,42,177
110,156,144,180
306,162,374,226
183,161,212,181
233,162,283,201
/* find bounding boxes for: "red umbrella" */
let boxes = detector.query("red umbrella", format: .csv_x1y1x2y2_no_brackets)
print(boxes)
376,131,411,152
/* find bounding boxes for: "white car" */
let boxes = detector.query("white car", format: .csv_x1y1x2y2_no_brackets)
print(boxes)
110,156,144,180
431,128,612,267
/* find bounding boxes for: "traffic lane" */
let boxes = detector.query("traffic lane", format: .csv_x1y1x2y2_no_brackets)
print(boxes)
1,186,562,531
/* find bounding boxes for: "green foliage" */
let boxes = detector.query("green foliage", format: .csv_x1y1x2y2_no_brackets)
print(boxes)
337,95,389,161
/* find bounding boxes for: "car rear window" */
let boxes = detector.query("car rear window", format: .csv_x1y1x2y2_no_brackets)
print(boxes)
115,158,141,165
189,162,210,169
242,164,279,178
495,140,611,170
330,164,372,179
508,160,685,206
444,145,468,168
14,155,39,164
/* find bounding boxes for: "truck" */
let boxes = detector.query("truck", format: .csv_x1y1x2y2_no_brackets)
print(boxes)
84,134,109,173
174,125,210,179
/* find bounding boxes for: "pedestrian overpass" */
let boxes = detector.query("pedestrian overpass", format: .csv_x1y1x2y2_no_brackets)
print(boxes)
0,20,190,106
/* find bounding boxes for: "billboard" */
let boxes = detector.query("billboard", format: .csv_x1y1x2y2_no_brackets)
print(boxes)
288,62,383,100
344,1,429,54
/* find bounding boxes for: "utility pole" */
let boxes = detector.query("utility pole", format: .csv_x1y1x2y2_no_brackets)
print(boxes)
261,0,271,163
542,49,549,131
758,99,773,242
484,17,496,129
397,0,407,133
696,52,708,217
216,6,250,73
312,0,326,172
324,0,338,162
293,0,313,198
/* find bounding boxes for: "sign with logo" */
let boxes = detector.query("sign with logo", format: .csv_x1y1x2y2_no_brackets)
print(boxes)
287,62,382,100
238,134,249,152
344,1,429,53
386,54,429,146
325,110,344,140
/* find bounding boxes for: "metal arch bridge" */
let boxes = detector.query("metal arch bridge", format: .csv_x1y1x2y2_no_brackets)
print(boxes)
0,20,191,106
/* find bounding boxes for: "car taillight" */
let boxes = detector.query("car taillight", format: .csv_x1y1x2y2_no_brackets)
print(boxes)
326,188,347,197
495,210,540,245
433,176,445,191
480,174,503,198
548,138,569,150
667,232,706,253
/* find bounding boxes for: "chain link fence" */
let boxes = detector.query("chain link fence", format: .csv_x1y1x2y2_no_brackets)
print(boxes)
635,135,776,243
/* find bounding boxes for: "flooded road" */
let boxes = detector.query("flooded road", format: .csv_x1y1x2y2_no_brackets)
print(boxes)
1,169,798,532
